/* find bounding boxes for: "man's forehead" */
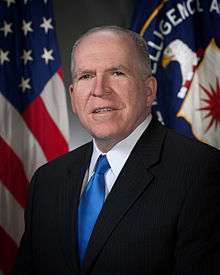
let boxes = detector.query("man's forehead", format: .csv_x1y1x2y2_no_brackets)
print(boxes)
74,49,134,74
72,30,140,74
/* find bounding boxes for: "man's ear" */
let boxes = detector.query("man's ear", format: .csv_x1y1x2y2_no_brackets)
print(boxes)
145,76,157,107
69,84,76,114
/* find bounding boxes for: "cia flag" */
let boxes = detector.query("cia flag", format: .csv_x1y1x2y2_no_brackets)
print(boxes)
131,0,220,149
0,0,69,274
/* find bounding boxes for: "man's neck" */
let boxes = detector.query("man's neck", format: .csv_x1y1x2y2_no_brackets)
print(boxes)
94,114,152,153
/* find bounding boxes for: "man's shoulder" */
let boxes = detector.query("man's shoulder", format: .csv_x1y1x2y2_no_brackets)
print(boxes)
167,126,218,153
35,141,93,176
160,123,220,166
146,117,219,162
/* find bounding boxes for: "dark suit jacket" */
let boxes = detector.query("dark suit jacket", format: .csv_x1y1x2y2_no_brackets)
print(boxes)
12,118,220,275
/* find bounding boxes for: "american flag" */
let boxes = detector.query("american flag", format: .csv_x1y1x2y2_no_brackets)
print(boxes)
0,0,69,274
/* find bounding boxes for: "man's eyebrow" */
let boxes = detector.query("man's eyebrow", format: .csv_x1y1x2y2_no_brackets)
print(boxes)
107,65,131,72
73,69,94,78
75,69,94,74
73,65,131,78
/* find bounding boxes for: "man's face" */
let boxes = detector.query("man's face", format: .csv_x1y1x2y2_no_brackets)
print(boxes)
69,31,156,150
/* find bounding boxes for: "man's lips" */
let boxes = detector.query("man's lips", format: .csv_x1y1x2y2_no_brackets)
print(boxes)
91,106,118,113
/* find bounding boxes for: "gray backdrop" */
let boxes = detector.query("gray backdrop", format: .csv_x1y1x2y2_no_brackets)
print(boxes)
53,0,136,149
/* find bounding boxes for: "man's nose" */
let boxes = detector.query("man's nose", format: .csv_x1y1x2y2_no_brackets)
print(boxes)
91,75,108,97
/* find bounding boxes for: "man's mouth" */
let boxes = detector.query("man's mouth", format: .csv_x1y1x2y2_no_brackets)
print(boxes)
93,107,114,113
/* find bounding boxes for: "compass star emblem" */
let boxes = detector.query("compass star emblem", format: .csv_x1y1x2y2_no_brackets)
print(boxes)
199,78,220,131
177,39,220,149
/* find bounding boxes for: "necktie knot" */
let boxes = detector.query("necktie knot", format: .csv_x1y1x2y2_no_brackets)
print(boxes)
94,155,110,175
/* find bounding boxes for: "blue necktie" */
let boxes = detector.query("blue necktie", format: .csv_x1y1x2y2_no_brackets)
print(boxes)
77,155,110,263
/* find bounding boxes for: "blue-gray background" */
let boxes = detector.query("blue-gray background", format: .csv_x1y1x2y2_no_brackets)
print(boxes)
53,0,135,149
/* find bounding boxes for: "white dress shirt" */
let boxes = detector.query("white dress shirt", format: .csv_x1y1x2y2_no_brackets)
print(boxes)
83,114,152,198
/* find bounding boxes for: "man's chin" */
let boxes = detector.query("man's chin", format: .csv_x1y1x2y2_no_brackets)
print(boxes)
88,125,119,139
92,133,116,141
91,128,129,151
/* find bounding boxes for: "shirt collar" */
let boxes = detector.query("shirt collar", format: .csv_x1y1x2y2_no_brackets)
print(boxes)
89,114,152,178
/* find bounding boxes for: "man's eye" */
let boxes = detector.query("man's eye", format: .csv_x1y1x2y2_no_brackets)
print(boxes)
79,74,92,80
113,71,124,77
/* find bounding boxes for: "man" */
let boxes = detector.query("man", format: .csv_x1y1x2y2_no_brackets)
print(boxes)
13,26,220,275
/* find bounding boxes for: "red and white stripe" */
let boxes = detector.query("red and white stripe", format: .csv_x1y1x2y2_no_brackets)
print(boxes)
0,70,69,274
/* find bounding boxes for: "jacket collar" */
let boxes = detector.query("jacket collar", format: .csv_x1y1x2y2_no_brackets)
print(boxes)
58,142,93,273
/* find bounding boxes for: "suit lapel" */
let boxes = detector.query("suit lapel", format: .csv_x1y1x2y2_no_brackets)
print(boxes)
82,118,167,273
58,143,93,273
